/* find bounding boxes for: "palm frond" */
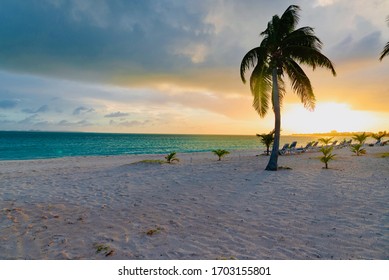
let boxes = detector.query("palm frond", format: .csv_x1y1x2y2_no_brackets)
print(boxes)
284,59,315,110
284,45,336,76
283,27,322,49
281,27,336,76
279,5,301,35
250,64,272,117
240,47,261,83
379,41,389,61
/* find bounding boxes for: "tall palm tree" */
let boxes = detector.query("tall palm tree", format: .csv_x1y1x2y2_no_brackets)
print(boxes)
240,5,336,170
379,16,389,61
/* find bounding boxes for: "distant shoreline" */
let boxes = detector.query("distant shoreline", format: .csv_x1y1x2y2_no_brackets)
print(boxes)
292,132,376,137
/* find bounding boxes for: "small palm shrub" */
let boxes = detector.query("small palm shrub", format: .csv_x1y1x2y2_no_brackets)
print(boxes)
320,146,336,169
352,132,368,145
371,131,387,142
212,149,230,161
350,144,366,156
318,137,333,145
165,152,179,163
257,130,275,155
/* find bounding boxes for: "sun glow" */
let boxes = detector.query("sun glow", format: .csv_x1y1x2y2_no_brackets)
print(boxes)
282,102,386,134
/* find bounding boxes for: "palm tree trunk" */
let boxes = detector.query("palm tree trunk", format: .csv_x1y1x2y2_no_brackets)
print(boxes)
265,68,281,171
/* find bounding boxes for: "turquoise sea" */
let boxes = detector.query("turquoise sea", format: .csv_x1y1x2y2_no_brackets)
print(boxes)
0,131,351,161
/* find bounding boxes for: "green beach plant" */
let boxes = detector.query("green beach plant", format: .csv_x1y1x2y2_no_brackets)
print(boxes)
371,131,388,142
256,130,275,155
94,243,114,257
320,146,336,169
146,226,163,236
135,159,165,164
212,149,230,161
165,152,179,164
350,143,366,156
318,137,333,145
378,152,389,158
352,132,368,145
240,5,336,171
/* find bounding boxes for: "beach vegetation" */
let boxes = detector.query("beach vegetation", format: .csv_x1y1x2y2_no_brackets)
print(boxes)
216,256,237,260
350,143,366,156
318,137,333,145
371,131,388,142
352,132,368,145
94,243,114,257
378,152,389,158
379,16,389,61
240,5,336,171
137,159,165,164
256,130,275,155
212,149,230,161
165,152,179,164
278,166,292,170
146,226,163,236
320,146,336,169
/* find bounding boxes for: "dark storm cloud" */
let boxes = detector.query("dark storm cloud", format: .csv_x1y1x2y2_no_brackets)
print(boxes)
0,0,216,81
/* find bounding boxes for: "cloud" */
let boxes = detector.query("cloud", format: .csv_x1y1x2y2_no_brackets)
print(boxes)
18,114,43,125
314,0,339,7
109,119,151,127
22,105,50,114
0,1,388,134
73,106,95,115
0,99,18,109
58,119,92,127
104,111,129,118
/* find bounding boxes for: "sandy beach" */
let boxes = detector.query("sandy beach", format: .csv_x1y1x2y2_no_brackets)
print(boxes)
1,145,388,260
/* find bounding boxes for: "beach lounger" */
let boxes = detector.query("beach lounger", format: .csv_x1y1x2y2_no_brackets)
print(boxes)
288,141,297,154
309,141,320,151
368,140,381,146
295,142,312,153
330,140,338,147
278,143,289,155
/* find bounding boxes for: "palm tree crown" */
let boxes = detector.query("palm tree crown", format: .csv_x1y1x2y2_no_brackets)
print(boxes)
240,5,336,170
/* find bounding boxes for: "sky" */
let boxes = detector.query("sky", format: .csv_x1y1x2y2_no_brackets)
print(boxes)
0,0,388,135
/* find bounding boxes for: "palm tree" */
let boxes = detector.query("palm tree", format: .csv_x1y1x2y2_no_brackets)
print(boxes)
320,146,336,169
318,137,333,146
352,132,368,145
371,131,387,142
240,5,336,171
256,130,275,155
350,143,366,156
165,152,179,163
379,17,389,61
212,149,230,161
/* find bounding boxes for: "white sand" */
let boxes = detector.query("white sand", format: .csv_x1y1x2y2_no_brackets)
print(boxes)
0,145,388,260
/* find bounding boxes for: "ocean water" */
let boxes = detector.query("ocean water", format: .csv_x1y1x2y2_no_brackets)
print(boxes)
0,131,350,161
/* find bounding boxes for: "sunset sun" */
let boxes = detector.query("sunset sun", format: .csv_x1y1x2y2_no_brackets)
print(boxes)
283,102,385,134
